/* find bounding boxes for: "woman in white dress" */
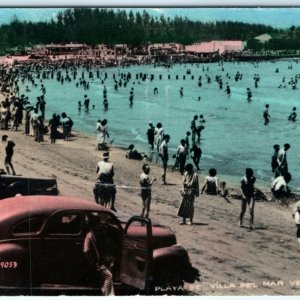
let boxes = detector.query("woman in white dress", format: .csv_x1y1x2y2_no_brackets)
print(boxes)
96,119,109,149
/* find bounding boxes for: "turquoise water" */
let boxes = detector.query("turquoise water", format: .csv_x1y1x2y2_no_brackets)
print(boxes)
19,60,300,190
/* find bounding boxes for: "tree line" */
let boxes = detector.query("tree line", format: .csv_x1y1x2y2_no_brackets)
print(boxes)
0,8,299,54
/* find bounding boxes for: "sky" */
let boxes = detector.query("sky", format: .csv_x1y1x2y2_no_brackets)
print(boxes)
0,8,299,29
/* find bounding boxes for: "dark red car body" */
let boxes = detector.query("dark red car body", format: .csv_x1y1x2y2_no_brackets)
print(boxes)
0,195,199,295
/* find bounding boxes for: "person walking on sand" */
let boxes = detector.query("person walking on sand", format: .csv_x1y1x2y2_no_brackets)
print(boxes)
177,163,199,225
2,135,16,175
239,168,256,230
263,104,270,125
140,164,156,218
159,134,170,185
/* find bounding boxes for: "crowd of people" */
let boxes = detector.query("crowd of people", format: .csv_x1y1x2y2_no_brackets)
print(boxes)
1,56,300,294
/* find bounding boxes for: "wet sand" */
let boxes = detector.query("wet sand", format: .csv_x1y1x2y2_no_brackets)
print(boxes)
1,112,300,295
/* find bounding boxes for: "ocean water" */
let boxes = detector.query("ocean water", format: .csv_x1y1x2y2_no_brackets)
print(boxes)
18,60,300,190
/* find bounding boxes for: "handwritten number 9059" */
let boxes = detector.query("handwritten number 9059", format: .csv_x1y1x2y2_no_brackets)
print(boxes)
0,261,18,268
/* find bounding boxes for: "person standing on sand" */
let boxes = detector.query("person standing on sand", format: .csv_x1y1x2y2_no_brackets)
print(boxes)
176,139,187,175
239,168,256,230
94,152,117,212
159,134,170,185
140,164,156,218
2,135,16,175
277,143,290,177
177,163,199,225
61,112,73,141
48,113,59,144
96,119,109,150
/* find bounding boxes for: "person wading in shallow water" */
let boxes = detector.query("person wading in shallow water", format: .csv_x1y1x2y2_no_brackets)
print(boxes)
271,144,280,178
263,104,270,125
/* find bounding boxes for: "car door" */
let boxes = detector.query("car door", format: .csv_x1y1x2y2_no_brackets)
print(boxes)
119,216,153,291
41,210,86,286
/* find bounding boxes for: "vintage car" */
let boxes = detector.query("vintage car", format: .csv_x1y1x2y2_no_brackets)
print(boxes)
0,175,58,199
0,195,200,295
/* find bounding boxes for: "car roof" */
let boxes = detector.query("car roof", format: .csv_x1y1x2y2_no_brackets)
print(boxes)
0,196,109,236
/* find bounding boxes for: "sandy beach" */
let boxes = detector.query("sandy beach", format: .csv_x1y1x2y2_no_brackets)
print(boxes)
1,109,300,295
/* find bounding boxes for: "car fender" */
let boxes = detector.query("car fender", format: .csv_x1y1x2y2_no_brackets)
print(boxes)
152,244,200,283
0,243,30,287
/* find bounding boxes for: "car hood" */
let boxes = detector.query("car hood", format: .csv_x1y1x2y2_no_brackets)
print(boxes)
126,225,177,249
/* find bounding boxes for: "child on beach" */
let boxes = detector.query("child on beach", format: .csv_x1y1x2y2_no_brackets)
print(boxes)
140,164,156,218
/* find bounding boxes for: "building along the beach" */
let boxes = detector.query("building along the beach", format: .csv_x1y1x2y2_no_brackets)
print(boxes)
44,43,89,56
185,40,244,57
148,43,184,56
